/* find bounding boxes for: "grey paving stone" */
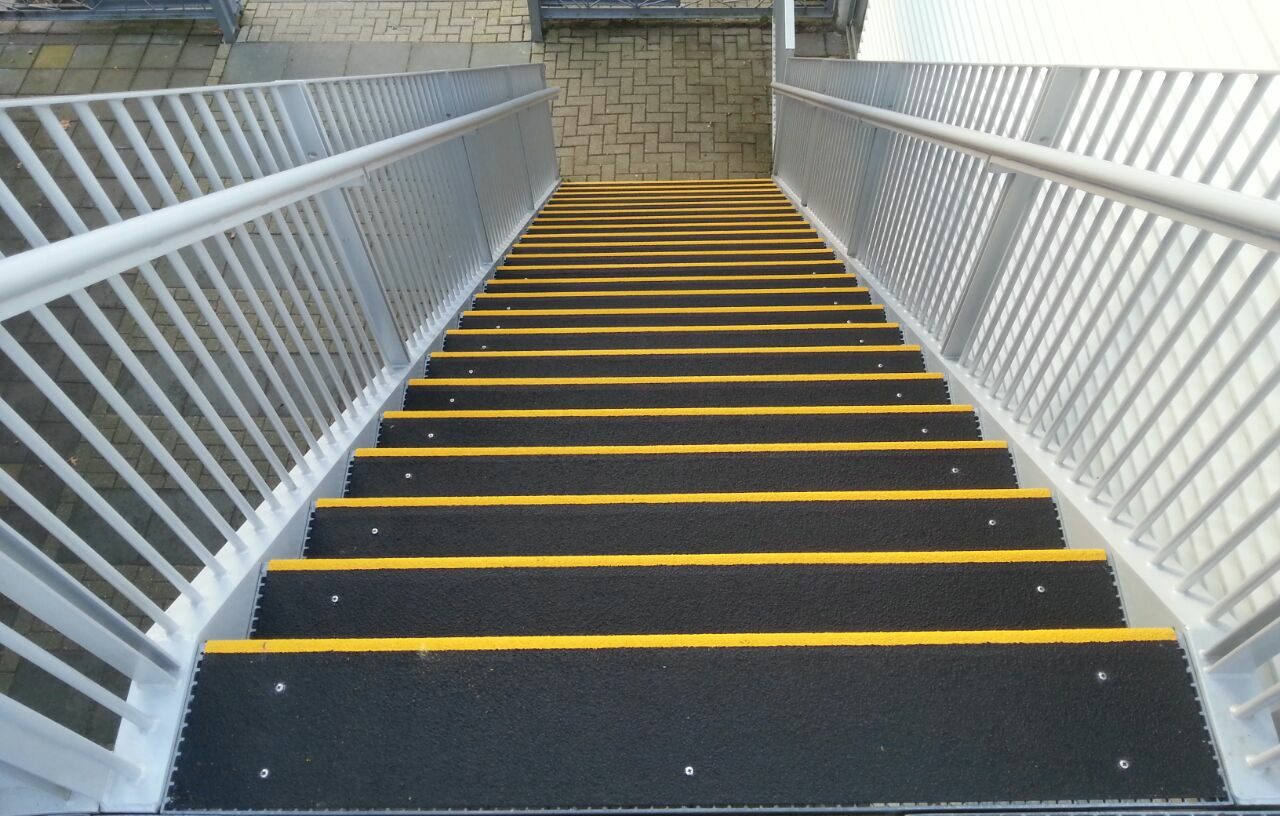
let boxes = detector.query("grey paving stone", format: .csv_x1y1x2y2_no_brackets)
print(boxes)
220,42,289,83
130,68,172,89
469,42,533,67
105,43,146,69
55,68,99,94
177,43,219,69
282,42,352,79
345,43,411,76
0,44,37,69
93,68,135,92
141,42,183,69
68,43,111,68
18,69,61,94
0,68,24,94
170,69,210,88
408,43,472,72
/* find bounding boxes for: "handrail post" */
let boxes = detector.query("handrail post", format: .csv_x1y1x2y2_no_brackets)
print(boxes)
938,66,1087,360
210,0,241,44
275,84,410,369
527,0,545,42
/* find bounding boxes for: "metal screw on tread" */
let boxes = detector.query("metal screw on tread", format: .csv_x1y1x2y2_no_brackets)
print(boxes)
274,683,286,693
259,768,270,779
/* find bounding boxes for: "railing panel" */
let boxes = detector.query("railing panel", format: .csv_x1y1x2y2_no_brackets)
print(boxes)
773,56,1280,794
0,67,558,813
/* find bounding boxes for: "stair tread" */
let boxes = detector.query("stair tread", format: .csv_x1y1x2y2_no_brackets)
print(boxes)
427,347,924,377
167,634,1224,811
252,552,1124,639
378,405,980,445
304,489,1063,557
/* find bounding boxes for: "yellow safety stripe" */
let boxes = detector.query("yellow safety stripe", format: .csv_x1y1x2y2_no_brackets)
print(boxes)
384,404,967,419
354,440,1006,457
517,229,819,240
205,628,1175,654
464,305,884,317
432,344,914,358
514,238,825,248
473,287,860,300
268,548,1107,572
407,372,940,386
534,206,797,215
496,260,842,272
488,274,850,285
447,323,893,336
317,487,1048,509
507,248,834,259
559,178,776,186
526,221,808,231
547,196,789,205
529,216,798,225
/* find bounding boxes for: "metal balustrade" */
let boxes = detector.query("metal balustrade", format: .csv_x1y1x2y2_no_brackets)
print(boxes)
0,64,558,813
771,45,1280,800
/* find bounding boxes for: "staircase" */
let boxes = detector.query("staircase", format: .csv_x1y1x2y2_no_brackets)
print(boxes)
165,178,1226,811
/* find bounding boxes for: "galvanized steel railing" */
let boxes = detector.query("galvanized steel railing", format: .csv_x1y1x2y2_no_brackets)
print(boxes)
0,65,558,812
772,54,1280,800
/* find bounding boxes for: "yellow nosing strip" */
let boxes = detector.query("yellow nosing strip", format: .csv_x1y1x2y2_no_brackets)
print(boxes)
408,372,941,386
384,404,969,419
268,548,1108,572
317,487,1050,509
475,287,865,298
464,305,884,317
514,238,825,248
506,249,834,259
548,197,789,205
533,215,804,224
432,345,915,358
559,178,776,186
354,440,1006,457
205,628,1175,654
496,260,842,272
447,323,894,336
526,222,809,232
536,206,796,216
488,274,850,286
517,230,819,240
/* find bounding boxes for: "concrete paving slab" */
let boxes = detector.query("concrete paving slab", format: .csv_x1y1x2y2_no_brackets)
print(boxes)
408,43,472,72
469,42,532,67
221,42,289,83
282,42,351,79
346,42,411,76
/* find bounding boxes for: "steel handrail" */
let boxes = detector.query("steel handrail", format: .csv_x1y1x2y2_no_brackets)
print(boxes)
772,80,1280,253
0,85,559,323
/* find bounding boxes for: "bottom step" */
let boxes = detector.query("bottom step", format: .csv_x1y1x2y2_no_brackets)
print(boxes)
168,631,1225,811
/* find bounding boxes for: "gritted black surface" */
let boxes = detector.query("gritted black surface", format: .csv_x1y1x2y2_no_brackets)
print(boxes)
167,642,1225,811
304,496,1066,557
379,410,980,446
253,561,1124,638
426,349,923,377
472,290,873,309
345,448,1018,497
504,240,830,256
500,253,840,267
459,308,885,328
401,378,951,409
484,275,853,291
442,326,903,351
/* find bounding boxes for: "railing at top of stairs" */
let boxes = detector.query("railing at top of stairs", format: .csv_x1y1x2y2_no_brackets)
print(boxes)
770,0,1280,801
0,64,558,813
0,0,242,44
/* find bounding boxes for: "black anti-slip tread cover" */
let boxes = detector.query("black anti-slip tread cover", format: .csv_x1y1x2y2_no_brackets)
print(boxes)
251,560,1125,639
425,348,924,378
471,290,873,309
377,410,981,446
483,276,853,291
458,308,885,328
343,448,1019,497
499,253,839,267
303,496,1066,557
401,378,950,409
166,641,1225,811
441,325,904,351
